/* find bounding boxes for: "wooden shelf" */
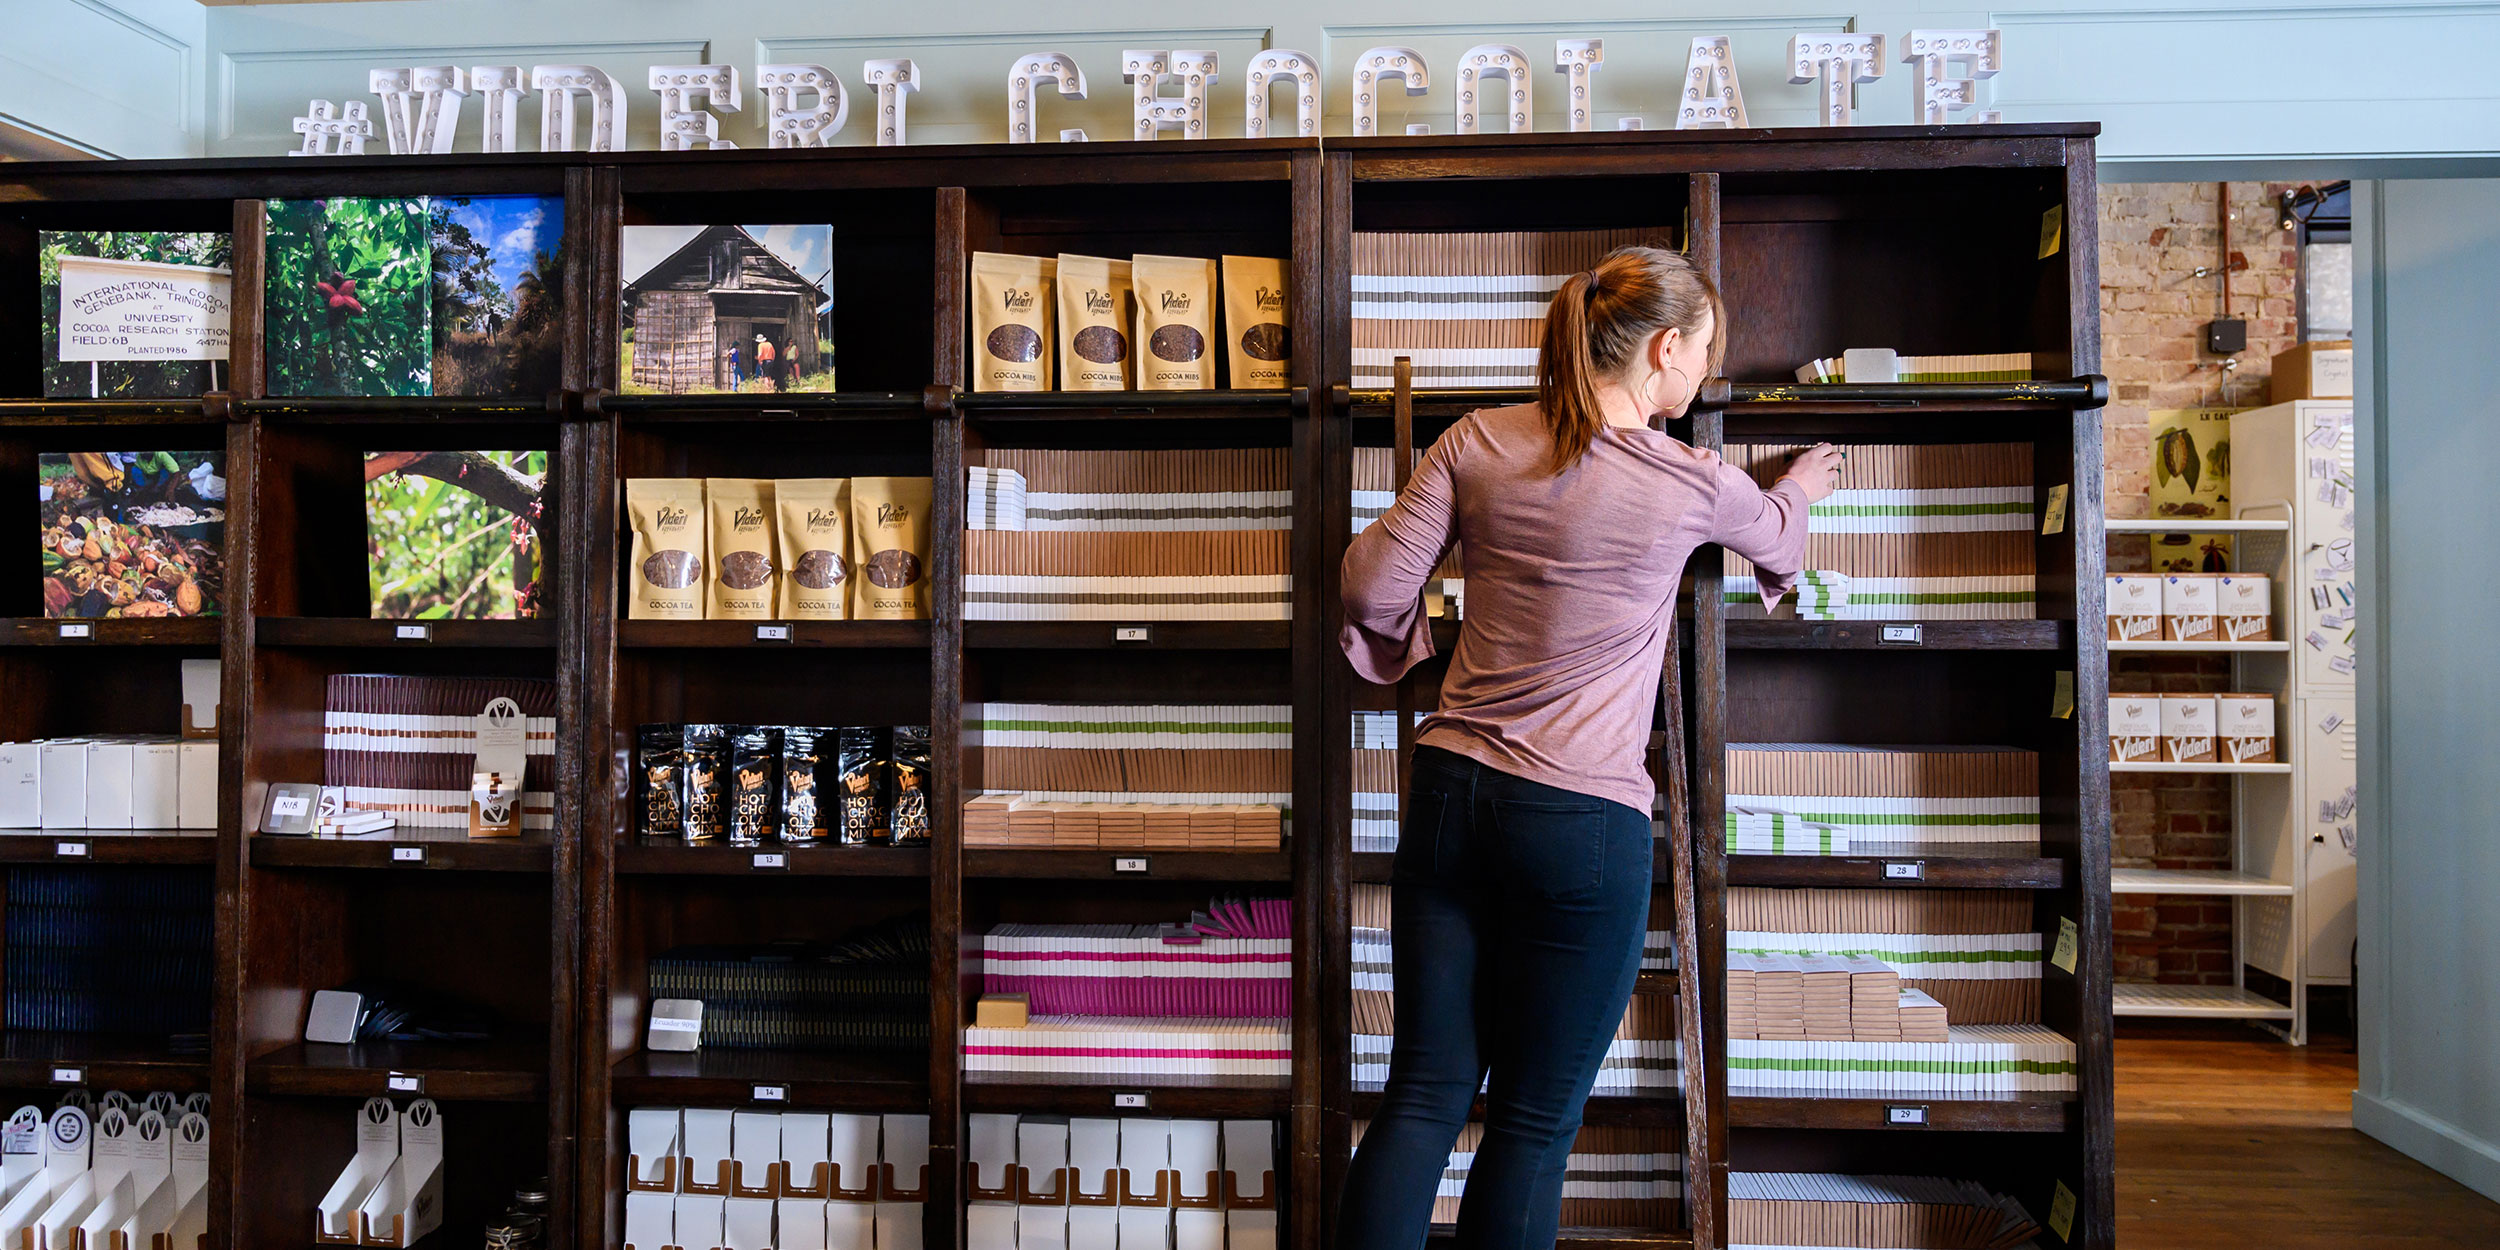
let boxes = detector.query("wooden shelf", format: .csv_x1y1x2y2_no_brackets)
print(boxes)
617,619,931,649
1728,1089,2077,1132
1443,1229,1691,1250
956,389,1297,419
964,621,1292,650
601,392,929,420
248,828,554,872
964,1070,1289,1116
0,618,220,647
246,1038,548,1101
616,839,928,877
1727,843,2065,889
1727,619,2067,650
966,850,1291,881
0,399,219,425
610,1048,928,1109
253,616,555,648
0,830,215,865
0,1032,208,1091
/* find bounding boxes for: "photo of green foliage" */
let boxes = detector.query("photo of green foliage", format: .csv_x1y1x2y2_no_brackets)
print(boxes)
365,450,547,620
265,198,431,396
431,196,567,396
39,232,231,398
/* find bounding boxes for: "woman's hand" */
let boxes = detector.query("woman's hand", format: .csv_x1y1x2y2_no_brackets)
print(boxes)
1778,443,1844,503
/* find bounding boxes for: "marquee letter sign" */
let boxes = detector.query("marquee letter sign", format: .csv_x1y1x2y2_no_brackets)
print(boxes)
471,66,526,152
651,65,741,150
863,58,920,145
1008,52,1086,144
1244,49,1320,139
1903,30,2002,125
534,65,627,151
1554,40,1603,133
289,100,371,156
1789,34,1885,126
758,64,849,148
1454,44,1532,135
1125,50,1219,139
1674,36,1747,129
1350,46,1429,137
369,66,468,154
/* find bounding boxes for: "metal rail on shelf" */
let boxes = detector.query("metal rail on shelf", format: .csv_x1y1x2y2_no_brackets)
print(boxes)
1344,374,2111,411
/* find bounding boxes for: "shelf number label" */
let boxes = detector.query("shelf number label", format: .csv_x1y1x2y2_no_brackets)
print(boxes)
54,842,88,859
395,624,431,641
1881,861,1924,881
752,852,788,870
1885,1105,1928,1126
57,623,91,640
1113,856,1150,874
755,624,793,642
1112,1092,1150,1110
752,1084,789,1103
386,1073,423,1094
1880,625,1922,646
1114,626,1153,643
49,1067,82,1086
391,846,427,865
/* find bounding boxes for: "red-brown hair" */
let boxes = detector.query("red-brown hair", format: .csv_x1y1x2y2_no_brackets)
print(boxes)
1535,246,1725,474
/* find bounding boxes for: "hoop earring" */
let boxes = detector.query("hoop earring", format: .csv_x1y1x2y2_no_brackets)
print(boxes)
1660,364,1694,411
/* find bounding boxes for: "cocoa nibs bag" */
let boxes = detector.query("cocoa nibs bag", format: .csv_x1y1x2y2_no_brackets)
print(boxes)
776,478,852,620
970,252,1054,392
705,478,777,620
1057,254,1133,391
1132,254,1217,390
1222,255,1291,389
626,478,706,620
849,476,933,620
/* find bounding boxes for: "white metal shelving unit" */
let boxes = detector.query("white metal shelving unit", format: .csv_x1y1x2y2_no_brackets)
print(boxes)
2104,400,2358,1046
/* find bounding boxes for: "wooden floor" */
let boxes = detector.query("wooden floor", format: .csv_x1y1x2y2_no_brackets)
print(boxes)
2118,1021,2500,1246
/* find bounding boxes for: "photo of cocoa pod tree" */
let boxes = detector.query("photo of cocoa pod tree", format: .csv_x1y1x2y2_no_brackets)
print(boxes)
264,198,432,396
365,450,547,620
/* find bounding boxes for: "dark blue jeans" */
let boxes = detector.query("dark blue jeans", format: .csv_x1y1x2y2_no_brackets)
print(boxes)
1337,745,1653,1249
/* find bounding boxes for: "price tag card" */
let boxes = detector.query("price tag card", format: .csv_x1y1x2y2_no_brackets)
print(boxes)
2051,917,2081,974
271,793,311,818
2048,1180,2078,1241
2040,483,2070,535
2052,670,2076,720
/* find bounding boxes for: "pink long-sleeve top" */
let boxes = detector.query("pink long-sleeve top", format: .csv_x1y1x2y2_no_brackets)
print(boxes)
1341,403,1813,815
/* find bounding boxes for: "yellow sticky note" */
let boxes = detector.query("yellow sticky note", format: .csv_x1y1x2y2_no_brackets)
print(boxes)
2042,483,2070,535
2048,1179,2078,1241
2051,917,2080,974
2038,205,2064,259
2052,670,2075,720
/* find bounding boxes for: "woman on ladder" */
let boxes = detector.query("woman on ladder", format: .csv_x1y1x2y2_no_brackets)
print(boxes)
1337,246,1839,1248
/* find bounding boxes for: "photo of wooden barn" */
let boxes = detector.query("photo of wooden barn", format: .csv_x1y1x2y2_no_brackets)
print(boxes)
621,223,830,393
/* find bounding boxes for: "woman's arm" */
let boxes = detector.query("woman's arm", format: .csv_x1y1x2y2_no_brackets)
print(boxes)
1340,427,1462,684
1710,453,1820,610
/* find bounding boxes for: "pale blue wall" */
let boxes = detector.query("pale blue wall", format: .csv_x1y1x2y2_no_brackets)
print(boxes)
2349,176,2500,1205
12,0,2498,163
0,0,204,158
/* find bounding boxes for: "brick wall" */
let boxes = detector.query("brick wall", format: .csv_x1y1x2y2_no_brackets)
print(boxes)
2097,180,2312,984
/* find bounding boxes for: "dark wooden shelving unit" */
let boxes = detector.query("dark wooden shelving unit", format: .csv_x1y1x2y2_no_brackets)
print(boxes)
0,124,2109,1250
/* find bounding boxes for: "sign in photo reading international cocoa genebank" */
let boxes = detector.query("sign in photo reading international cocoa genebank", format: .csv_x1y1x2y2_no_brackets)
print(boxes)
54,255,232,363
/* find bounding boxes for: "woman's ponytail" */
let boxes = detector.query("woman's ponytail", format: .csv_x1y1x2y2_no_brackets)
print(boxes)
1533,246,1725,476
1537,271,1607,476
